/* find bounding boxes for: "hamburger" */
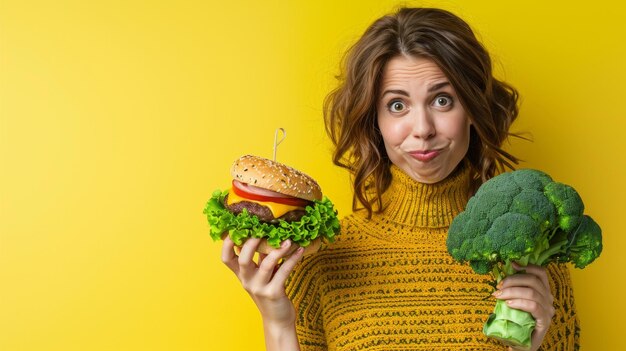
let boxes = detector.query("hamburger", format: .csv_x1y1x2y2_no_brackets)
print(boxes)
204,155,340,254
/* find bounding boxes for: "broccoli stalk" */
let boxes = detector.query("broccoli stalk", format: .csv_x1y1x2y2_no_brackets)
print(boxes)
446,169,602,350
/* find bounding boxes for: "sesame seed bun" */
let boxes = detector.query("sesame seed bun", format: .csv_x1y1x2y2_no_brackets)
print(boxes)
230,155,322,202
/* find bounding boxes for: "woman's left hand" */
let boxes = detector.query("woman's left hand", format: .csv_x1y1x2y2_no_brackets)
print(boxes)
492,262,555,351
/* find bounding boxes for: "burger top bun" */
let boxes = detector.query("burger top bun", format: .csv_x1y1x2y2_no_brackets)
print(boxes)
231,155,322,202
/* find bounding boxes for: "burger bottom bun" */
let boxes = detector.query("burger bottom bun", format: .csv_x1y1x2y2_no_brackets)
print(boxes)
222,233,322,257
254,237,322,257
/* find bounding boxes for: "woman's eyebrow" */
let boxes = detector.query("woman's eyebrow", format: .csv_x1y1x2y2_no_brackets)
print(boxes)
380,89,409,98
381,82,451,98
427,81,451,92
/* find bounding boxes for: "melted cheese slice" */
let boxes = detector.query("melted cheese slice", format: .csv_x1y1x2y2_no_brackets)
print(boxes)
227,190,303,218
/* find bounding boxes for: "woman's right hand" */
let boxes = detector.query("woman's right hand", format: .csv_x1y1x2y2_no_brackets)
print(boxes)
221,236,305,329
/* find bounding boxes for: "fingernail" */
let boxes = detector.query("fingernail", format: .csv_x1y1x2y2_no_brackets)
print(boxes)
496,281,503,289
492,290,502,297
281,240,291,248
506,300,514,305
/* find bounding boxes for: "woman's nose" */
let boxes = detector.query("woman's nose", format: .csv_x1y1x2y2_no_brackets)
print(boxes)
409,108,436,140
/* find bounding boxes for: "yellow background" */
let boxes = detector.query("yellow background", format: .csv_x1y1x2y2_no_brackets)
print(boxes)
1,0,623,350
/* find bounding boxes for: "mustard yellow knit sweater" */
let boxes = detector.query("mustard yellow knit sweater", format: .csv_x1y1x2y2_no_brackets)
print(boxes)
286,165,580,350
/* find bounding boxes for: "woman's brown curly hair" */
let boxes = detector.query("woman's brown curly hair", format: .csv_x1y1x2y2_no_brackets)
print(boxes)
324,7,521,217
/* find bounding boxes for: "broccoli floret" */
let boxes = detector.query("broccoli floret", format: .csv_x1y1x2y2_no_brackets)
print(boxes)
510,189,557,232
544,182,584,233
446,169,603,349
486,213,541,264
567,215,603,269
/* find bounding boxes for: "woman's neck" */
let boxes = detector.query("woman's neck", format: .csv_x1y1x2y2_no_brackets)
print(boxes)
378,163,471,228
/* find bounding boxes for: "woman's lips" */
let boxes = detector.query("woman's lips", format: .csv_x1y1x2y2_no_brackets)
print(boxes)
409,149,441,162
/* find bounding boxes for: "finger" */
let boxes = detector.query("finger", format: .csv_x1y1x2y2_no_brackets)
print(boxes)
508,264,553,307
503,298,555,326
221,236,239,274
492,286,551,309
255,240,293,284
238,238,262,278
257,252,268,266
499,272,551,301
282,243,299,257
269,246,305,289
513,262,551,291
257,245,299,266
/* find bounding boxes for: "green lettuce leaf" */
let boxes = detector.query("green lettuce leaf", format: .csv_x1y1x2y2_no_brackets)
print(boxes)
203,189,340,248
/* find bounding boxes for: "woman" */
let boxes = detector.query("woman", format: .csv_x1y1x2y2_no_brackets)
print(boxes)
221,7,579,351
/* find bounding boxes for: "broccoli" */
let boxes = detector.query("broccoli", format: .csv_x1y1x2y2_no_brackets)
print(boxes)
446,169,602,350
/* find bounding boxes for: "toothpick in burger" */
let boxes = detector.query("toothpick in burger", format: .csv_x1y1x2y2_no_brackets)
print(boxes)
203,155,340,254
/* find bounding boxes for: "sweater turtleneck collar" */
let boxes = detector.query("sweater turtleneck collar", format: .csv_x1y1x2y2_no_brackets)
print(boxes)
378,163,471,228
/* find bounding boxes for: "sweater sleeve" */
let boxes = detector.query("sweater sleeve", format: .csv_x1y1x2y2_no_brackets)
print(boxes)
285,252,327,351
538,263,581,351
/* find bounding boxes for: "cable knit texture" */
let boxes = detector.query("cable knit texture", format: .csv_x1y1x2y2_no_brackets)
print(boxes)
286,165,580,350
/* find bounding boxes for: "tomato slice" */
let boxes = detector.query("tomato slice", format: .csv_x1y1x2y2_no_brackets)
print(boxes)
231,180,312,208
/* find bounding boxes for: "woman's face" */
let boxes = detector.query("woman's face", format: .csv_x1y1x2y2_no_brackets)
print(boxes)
377,55,471,184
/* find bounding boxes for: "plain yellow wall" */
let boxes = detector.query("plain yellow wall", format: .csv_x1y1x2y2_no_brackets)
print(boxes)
1,0,623,350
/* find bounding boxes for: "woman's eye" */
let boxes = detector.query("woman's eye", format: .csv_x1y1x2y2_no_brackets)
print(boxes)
388,101,406,113
433,95,453,108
